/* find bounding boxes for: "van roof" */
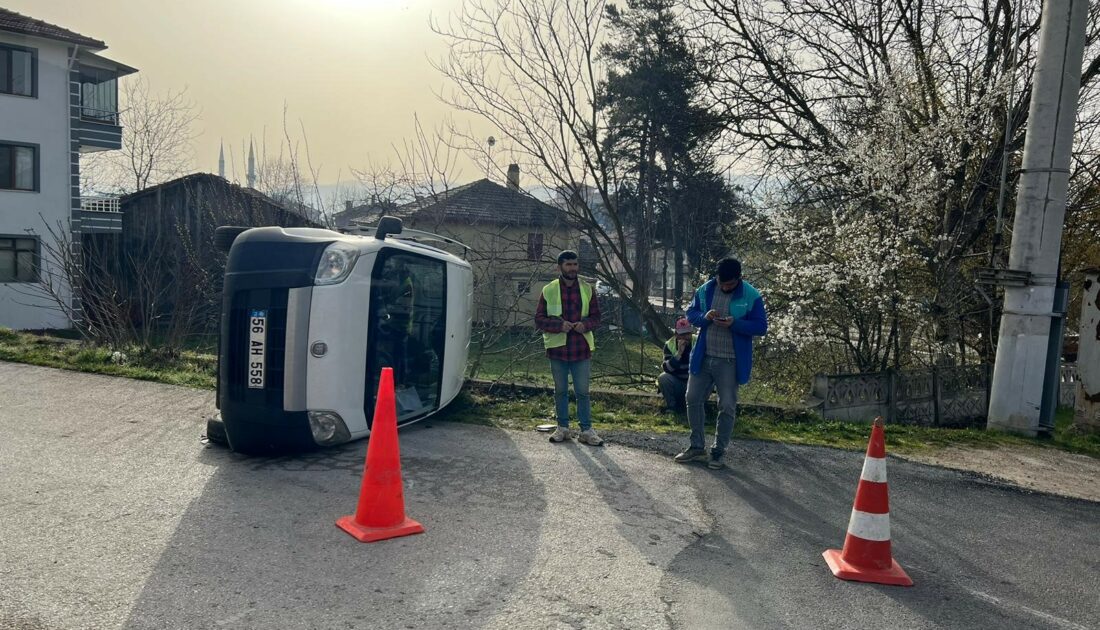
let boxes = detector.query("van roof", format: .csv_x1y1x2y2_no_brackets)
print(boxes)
296,228,470,269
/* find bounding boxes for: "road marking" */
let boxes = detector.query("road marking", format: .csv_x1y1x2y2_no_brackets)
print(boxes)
967,589,1090,630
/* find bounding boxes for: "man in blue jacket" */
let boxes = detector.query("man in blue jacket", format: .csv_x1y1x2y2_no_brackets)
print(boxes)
674,258,767,469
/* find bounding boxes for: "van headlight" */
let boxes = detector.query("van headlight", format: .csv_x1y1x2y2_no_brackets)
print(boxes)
314,242,359,285
307,410,352,445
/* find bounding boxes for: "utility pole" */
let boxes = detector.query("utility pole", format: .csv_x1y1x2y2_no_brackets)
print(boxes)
988,0,1089,436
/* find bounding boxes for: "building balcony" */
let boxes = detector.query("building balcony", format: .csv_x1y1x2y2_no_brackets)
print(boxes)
74,108,123,152
73,50,136,153
78,196,122,233
80,106,119,126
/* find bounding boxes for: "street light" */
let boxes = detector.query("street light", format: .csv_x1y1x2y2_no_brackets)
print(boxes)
486,136,496,177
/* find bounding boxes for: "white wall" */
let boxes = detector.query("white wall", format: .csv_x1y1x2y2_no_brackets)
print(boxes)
0,32,72,330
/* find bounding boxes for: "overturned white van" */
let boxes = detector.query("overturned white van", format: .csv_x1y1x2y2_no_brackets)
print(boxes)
207,217,473,453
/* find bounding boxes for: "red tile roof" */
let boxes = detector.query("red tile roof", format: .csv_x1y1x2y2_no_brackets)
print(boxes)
0,7,106,49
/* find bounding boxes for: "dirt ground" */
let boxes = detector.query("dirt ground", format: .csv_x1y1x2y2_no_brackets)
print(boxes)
898,445,1100,503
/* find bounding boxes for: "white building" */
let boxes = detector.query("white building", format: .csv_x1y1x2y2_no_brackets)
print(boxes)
0,8,135,329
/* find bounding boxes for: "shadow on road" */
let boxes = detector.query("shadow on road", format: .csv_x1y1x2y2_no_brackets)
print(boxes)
121,423,545,630
657,441,1099,630
567,444,699,565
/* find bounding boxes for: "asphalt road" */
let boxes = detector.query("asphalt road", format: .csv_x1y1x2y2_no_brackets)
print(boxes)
1,361,1097,630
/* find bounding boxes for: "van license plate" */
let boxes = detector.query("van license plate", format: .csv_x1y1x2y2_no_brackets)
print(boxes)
248,310,267,389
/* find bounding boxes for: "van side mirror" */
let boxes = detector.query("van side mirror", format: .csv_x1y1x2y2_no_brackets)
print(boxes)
375,216,403,240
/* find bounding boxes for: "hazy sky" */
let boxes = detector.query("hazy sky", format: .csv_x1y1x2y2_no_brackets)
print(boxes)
11,0,494,187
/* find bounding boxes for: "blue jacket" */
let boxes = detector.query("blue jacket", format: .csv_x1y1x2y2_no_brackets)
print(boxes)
686,279,768,384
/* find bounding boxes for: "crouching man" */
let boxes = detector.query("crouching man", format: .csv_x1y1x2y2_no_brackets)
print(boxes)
658,317,695,413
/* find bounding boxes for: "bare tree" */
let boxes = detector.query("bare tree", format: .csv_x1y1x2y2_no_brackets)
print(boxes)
433,0,675,343
83,77,201,194
17,216,213,352
347,114,663,386
349,116,547,380
349,114,464,210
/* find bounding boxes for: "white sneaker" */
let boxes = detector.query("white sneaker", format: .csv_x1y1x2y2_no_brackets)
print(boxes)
577,428,604,446
549,426,572,443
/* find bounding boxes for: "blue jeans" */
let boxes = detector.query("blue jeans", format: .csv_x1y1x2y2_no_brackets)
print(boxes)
549,359,592,431
686,356,739,456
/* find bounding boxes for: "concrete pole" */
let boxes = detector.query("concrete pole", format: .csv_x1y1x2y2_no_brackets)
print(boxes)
1074,270,1100,431
988,0,1089,436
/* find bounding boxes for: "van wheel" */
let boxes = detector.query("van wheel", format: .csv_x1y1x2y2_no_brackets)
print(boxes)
214,226,249,254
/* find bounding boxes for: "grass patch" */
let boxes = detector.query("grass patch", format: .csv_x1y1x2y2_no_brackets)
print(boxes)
467,329,797,405
735,409,1098,456
0,328,215,389
468,329,665,388
440,383,1100,458
3,327,1096,458
443,384,689,433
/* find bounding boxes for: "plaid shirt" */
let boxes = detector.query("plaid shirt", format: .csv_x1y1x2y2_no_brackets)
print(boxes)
535,279,602,361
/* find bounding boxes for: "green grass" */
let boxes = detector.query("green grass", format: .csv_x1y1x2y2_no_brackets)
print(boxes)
441,382,1100,458
468,329,664,387
2,327,1096,458
0,328,216,388
736,407,1098,456
467,329,796,404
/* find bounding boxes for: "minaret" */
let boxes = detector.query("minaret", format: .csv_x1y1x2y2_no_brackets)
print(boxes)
218,141,225,178
247,138,256,189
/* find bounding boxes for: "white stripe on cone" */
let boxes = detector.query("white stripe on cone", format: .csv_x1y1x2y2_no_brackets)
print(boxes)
846,509,891,542
860,456,888,483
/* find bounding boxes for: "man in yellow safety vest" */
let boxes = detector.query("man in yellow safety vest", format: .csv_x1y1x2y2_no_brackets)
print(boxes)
534,250,604,445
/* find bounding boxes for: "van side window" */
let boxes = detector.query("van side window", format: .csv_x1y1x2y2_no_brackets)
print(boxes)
365,251,447,422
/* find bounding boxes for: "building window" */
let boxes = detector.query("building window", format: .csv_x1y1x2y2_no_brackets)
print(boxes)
0,143,38,191
0,236,39,283
527,232,544,261
79,66,119,123
0,44,36,97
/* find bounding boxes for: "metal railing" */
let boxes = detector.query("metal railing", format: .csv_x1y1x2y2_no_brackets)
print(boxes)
80,196,121,213
811,364,991,427
79,107,120,125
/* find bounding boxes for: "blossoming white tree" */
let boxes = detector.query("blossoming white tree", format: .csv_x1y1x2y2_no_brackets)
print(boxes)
695,0,1100,371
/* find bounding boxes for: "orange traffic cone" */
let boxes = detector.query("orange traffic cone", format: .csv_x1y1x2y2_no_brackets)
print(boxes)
823,417,913,586
336,367,425,542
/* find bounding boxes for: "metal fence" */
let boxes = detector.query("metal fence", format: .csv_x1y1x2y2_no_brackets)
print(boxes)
1060,363,1079,408
811,363,1080,427
811,365,990,427
79,196,121,213
600,295,682,334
